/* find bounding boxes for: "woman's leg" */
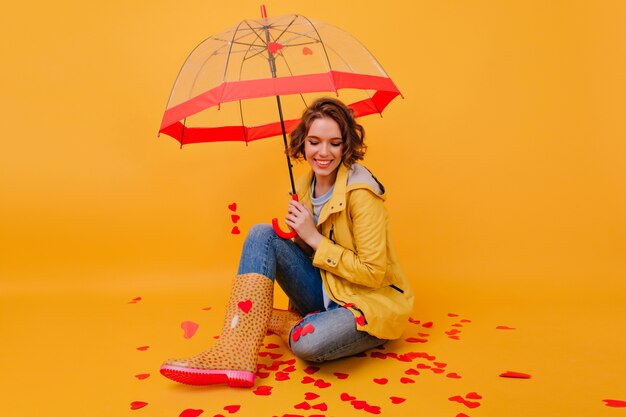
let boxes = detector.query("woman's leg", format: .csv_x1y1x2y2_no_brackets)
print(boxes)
289,307,387,362
238,224,325,315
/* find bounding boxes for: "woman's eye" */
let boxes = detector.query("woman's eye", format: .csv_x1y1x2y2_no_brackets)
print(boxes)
331,142,342,147
308,141,319,145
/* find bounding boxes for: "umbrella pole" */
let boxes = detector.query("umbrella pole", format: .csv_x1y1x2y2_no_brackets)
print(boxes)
275,96,297,196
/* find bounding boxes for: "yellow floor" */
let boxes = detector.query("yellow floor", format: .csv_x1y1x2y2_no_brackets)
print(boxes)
2,269,625,417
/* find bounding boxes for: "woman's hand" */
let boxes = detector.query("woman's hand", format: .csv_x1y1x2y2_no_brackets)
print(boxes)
284,200,322,250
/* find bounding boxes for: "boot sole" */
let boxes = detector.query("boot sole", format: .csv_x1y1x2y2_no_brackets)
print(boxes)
160,365,255,387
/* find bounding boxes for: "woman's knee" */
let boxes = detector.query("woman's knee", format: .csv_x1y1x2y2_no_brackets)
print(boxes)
246,224,274,243
290,336,328,363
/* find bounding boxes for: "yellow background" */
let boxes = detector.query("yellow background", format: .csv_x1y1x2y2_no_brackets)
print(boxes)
1,1,625,416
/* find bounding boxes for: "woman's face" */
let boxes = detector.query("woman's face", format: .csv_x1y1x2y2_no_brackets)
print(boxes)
304,117,344,183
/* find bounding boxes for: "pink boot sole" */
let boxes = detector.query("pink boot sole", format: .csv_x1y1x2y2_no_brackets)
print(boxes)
160,365,255,387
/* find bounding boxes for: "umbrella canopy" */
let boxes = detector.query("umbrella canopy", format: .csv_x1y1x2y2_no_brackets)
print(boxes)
158,12,402,145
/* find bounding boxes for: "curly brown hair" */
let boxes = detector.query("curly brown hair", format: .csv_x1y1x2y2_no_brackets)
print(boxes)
287,97,366,167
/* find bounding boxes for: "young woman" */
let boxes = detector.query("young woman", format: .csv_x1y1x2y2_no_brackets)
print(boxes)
160,97,414,387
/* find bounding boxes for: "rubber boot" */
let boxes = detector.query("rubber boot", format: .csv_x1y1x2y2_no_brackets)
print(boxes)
267,308,303,346
160,273,273,387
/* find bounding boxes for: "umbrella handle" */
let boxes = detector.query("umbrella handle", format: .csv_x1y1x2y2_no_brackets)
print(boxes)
271,193,299,239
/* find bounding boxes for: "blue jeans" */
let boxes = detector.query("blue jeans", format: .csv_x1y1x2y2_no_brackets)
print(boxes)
238,224,387,362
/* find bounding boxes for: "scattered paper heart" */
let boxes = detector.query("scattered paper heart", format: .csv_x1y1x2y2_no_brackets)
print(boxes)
303,366,320,375
301,376,316,384
228,203,237,212
405,368,420,375
499,371,531,379
223,405,240,414
390,396,406,404
373,378,388,385
603,399,626,407
304,392,320,400
422,322,433,328
252,385,273,396
301,323,315,336
314,378,331,388
311,402,328,411
364,405,381,414
130,401,148,410
181,321,199,339
355,316,366,326
400,377,415,384
231,214,240,223
496,325,516,330
136,346,149,351
268,42,284,54
294,401,311,410
180,409,204,417
466,392,482,400
341,393,357,401
231,226,241,235
134,374,150,380
333,372,349,379
302,47,313,55
447,372,462,379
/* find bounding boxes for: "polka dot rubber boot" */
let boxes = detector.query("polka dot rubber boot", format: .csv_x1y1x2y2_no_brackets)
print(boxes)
160,273,273,387
267,308,303,346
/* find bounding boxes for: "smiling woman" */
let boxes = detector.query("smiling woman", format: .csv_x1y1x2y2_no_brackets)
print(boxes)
160,97,414,387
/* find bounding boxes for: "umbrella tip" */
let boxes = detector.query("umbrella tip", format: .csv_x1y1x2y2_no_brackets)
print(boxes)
260,4,267,18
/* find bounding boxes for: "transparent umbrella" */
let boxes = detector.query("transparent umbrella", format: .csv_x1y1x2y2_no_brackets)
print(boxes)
159,5,402,237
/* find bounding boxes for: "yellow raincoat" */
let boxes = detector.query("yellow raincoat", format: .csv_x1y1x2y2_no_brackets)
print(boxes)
296,163,414,340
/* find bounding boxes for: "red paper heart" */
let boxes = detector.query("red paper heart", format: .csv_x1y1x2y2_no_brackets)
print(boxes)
312,402,328,411
465,401,481,409
294,401,311,410
496,325,516,330
431,368,445,374
433,362,447,368
457,414,470,417
416,364,430,369
499,371,531,379
405,337,428,343
130,401,148,410
231,214,241,223
238,299,252,313
447,372,462,379
228,203,237,212
231,226,241,235
181,321,199,339
304,366,320,375
180,409,204,417
304,392,320,400
355,316,366,326
291,326,302,342
449,395,465,403
452,323,464,327
268,42,284,54
408,317,421,324
604,400,626,407
302,47,313,55
301,376,316,384
373,378,388,385
223,405,240,414
275,372,290,381
465,392,482,400
301,323,315,336
341,393,357,401
256,371,270,379
400,377,415,384
351,400,367,410
422,322,433,328
136,346,149,351
461,319,472,323
134,373,150,380
405,368,420,375
265,343,280,349
370,352,387,359
390,396,406,404
314,378,331,388
364,405,381,414
448,313,459,317
202,306,212,311
334,372,349,379
283,365,296,372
